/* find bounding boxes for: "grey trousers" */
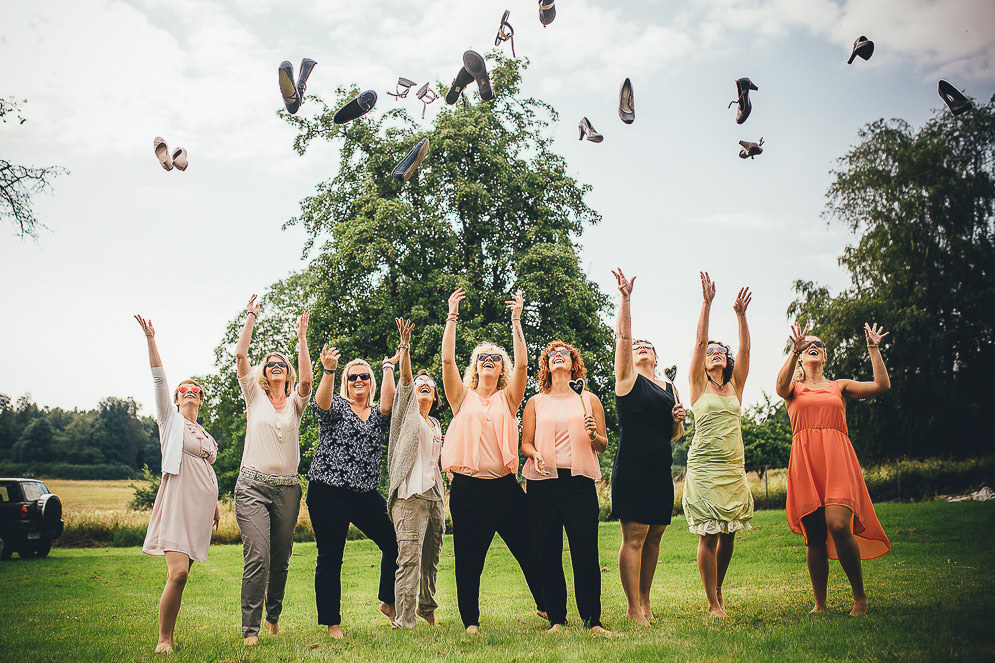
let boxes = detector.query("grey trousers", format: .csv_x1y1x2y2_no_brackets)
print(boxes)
234,476,301,638
391,496,445,629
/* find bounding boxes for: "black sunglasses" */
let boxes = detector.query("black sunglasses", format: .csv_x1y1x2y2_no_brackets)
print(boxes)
548,348,571,358
477,353,503,363
705,346,729,355
347,373,371,382
807,340,826,349
265,361,289,369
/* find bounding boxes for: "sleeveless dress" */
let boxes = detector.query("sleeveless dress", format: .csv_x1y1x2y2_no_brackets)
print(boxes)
143,420,219,561
683,393,754,534
611,374,676,524
786,381,890,560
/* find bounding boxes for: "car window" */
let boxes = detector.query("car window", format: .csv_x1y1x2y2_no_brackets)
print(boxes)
21,482,46,501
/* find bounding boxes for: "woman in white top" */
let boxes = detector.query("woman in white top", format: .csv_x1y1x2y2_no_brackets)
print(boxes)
135,315,220,653
233,294,313,645
385,318,446,629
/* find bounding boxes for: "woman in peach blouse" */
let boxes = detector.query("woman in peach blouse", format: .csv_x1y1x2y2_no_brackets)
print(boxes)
775,322,892,616
439,288,544,633
522,340,608,634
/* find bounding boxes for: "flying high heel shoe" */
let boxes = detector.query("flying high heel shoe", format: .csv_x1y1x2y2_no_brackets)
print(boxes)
278,60,300,114
388,77,417,100
495,10,516,58
847,36,874,64
296,58,317,103
578,117,603,143
738,137,764,159
462,50,494,102
415,82,438,119
392,138,430,183
539,0,555,26
938,80,972,116
728,77,758,124
618,78,635,124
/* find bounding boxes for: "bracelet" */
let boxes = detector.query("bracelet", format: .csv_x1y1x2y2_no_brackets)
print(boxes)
867,344,879,348
446,314,458,322
399,344,410,350
247,311,257,318
323,368,334,374
511,317,521,322
382,363,395,371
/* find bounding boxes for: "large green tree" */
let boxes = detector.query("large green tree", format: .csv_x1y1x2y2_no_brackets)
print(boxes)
790,95,995,460
200,54,617,492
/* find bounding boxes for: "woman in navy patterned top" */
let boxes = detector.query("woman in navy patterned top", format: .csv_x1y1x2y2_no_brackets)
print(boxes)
305,343,398,639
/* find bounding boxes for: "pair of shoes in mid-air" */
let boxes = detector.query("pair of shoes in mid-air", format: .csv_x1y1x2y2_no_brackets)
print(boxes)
153,137,188,171
577,78,635,143
446,51,494,104
387,78,438,119
279,58,317,114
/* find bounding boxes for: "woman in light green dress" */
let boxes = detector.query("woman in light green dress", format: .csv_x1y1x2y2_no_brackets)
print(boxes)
683,272,754,617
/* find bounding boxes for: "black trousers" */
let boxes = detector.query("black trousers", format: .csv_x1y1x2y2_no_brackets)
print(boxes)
527,470,602,628
449,473,545,628
306,481,398,626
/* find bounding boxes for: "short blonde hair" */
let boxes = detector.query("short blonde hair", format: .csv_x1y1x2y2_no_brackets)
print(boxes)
256,352,297,396
462,342,512,391
173,379,205,403
339,359,378,407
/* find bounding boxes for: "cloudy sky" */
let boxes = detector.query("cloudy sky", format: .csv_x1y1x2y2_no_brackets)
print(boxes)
1,0,993,417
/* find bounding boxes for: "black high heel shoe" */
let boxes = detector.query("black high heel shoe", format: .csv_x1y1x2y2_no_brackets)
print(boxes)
938,80,972,116
738,137,764,159
728,77,758,124
578,117,603,143
539,0,555,26
495,10,516,58
619,78,635,124
462,50,494,102
847,36,874,64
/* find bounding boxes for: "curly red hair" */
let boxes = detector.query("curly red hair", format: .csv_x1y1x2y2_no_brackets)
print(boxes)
536,340,586,394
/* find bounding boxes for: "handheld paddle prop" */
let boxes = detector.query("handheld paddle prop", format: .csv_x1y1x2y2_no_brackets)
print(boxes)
568,378,588,415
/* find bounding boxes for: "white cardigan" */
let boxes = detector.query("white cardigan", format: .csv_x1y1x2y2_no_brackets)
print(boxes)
151,366,185,476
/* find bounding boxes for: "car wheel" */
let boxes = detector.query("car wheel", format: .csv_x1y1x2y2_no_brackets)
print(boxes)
23,538,52,559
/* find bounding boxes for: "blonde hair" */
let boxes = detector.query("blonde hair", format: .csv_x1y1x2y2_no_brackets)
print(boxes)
256,352,297,396
173,379,205,403
339,359,378,407
462,342,512,391
793,337,827,382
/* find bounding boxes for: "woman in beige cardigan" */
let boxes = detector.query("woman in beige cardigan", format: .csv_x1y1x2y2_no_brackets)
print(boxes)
385,318,446,629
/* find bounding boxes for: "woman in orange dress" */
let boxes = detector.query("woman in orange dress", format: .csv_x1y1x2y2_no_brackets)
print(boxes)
775,322,892,616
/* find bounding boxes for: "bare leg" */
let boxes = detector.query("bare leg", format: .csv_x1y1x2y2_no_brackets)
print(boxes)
327,625,344,639
801,509,829,613
156,552,192,652
715,533,736,611
618,521,650,624
637,525,667,621
825,505,867,615
696,534,725,617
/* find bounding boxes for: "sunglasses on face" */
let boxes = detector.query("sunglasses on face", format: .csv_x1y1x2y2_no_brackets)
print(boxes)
265,361,289,370
548,348,571,359
807,340,826,349
477,353,503,363
414,376,436,388
632,343,654,351
347,373,371,382
705,346,729,356
177,385,202,395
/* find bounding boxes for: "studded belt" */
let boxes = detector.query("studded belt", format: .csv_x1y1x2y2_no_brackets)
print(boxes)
239,467,299,487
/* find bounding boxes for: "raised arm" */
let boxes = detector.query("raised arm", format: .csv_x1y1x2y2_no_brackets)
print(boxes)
235,294,259,379
504,293,528,413
135,315,171,424
776,322,810,400
612,269,637,396
295,310,313,399
441,288,467,414
135,315,162,368
380,344,401,416
396,318,414,386
731,286,752,400
840,323,892,400
689,271,715,404
314,344,340,411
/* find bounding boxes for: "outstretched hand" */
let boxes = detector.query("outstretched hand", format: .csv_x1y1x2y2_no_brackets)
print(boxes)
864,322,890,347
246,294,260,316
506,292,524,320
134,315,155,339
396,318,414,346
789,322,811,354
296,310,310,339
448,288,465,316
733,287,752,316
320,344,340,371
700,271,715,304
612,268,636,298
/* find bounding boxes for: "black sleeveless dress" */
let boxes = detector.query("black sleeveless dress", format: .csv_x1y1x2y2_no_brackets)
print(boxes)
611,373,676,524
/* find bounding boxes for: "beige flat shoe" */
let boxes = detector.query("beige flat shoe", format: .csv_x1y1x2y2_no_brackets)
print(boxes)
172,147,189,171
154,136,173,171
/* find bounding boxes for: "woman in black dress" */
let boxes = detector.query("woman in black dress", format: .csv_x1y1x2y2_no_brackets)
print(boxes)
610,269,686,624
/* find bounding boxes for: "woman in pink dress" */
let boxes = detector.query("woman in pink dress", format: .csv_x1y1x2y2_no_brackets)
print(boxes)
135,315,220,653
775,322,892,616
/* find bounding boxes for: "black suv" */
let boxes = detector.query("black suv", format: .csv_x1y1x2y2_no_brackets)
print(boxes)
0,478,63,559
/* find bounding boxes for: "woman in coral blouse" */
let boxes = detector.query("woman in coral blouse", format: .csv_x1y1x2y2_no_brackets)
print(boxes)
775,322,892,616
439,287,544,633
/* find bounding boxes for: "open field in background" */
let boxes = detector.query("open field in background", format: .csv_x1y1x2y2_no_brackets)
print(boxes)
1,503,992,662
40,457,995,548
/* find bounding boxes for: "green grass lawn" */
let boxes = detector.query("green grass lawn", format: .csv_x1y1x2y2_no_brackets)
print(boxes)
1,502,992,662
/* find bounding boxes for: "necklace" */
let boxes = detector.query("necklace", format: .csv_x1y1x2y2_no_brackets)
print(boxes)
706,373,728,392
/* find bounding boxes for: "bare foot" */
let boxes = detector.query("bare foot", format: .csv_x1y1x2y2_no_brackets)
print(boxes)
546,624,563,633
417,609,436,625
716,588,724,610
536,610,548,621
264,620,279,636
708,605,728,618
809,603,827,614
243,636,258,646
327,625,344,639
642,608,654,622
154,640,174,653
590,625,610,635
379,602,395,621
466,625,478,634
624,611,650,626
850,597,868,616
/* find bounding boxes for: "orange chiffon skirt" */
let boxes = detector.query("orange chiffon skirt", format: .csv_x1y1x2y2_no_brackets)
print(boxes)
786,382,890,560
